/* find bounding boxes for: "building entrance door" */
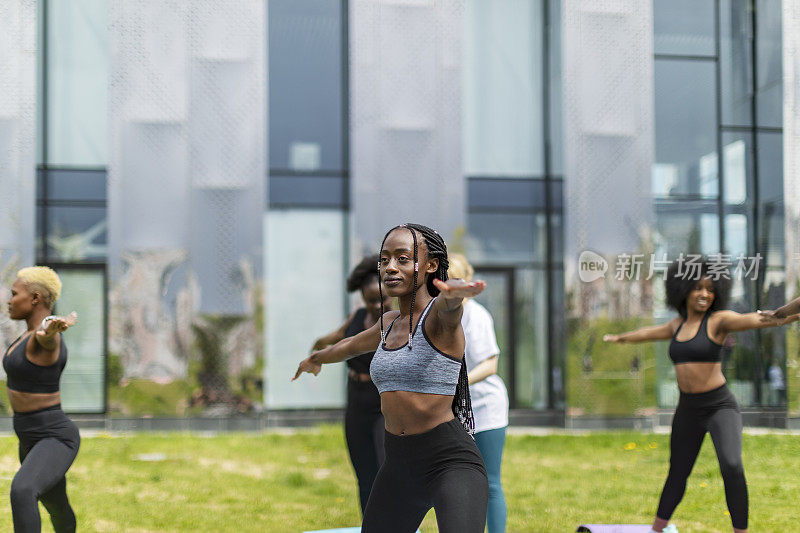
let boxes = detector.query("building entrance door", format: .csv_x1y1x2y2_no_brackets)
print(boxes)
473,266,517,408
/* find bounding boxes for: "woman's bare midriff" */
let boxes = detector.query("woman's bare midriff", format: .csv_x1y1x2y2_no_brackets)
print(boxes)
380,391,455,436
4,333,62,413
674,362,727,393
7,389,61,413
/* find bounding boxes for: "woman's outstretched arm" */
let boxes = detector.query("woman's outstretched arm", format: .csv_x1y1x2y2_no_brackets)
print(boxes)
603,319,679,344
714,310,800,334
292,312,394,380
310,311,356,351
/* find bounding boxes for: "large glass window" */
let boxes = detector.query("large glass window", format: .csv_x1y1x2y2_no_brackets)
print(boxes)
36,169,107,263
722,131,753,206
724,214,749,258
466,177,556,410
720,0,753,127
463,0,562,411
758,132,784,268
464,0,544,176
653,60,717,198
56,267,106,413
653,0,783,409
268,0,347,209
548,0,563,176
468,212,546,264
515,268,548,409
654,0,716,56
467,178,548,264
265,0,349,409
654,205,721,257
269,0,344,174
757,131,784,205
265,210,346,408
755,0,782,128
45,0,108,167
752,4,785,390
38,0,109,413
473,269,514,401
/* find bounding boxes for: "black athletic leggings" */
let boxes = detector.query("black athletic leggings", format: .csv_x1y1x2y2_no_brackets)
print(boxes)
657,384,747,530
11,405,80,533
362,417,488,533
344,378,385,514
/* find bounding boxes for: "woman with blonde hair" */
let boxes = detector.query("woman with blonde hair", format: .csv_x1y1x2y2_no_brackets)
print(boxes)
4,266,79,532
448,253,509,533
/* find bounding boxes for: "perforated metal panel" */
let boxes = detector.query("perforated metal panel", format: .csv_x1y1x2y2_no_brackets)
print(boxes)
350,0,465,252
784,0,800,292
108,0,266,386
0,0,36,362
563,0,655,268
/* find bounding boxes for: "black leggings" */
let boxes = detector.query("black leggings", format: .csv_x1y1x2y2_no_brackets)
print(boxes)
344,378,385,514
362,418,488,533
11,405,80,533
657,384,747,530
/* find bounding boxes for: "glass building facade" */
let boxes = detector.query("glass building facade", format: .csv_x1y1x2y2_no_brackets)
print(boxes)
651,0,786,410
462,0,565,412
0,0,796,424
36,0,108,413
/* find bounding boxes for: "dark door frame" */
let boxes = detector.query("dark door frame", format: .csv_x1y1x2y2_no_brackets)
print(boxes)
43,262,109,415
472,265,517,409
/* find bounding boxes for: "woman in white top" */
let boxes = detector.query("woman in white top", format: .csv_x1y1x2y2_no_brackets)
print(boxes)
449,254,509,533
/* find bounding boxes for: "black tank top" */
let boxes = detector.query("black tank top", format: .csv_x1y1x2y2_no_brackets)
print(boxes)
669,312,724,364
344,308,375,374
3,333,67,393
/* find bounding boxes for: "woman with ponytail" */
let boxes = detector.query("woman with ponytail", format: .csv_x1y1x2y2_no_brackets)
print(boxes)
449,253,508,533
309,255,392,515
294,223,488,533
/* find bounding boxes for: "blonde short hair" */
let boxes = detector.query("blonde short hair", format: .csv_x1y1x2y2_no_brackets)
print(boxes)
17,266,62,309
447,253,474,282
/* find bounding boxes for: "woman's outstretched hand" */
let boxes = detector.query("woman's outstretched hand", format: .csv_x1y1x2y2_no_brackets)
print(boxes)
292,355,322,381
603,334,621,343
432,278,486,299
36,312,78,340
757,309,777,322
758,310,800,326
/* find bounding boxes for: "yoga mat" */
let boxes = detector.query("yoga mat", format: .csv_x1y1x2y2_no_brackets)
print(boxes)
577,526,652,533
303,527,420,533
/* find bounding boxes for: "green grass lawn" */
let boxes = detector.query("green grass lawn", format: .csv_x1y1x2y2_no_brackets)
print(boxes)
0,427,796,532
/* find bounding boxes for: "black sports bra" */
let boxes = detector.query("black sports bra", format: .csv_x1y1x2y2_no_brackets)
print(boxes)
3,333,67,393
344,308,374,374
669,312,724,365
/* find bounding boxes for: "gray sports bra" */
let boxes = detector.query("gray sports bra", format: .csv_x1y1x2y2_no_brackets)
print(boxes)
370,298,463,395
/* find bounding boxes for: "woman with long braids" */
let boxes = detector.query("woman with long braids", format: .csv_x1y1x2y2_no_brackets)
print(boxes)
309,254,392,515
294,223,489,533
4,267,79,532
603,259,799,533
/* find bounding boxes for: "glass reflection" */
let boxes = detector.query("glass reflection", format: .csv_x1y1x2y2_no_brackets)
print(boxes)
654,60,717,198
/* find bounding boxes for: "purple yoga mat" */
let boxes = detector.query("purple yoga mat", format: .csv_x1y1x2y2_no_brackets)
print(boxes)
577,526,652,533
